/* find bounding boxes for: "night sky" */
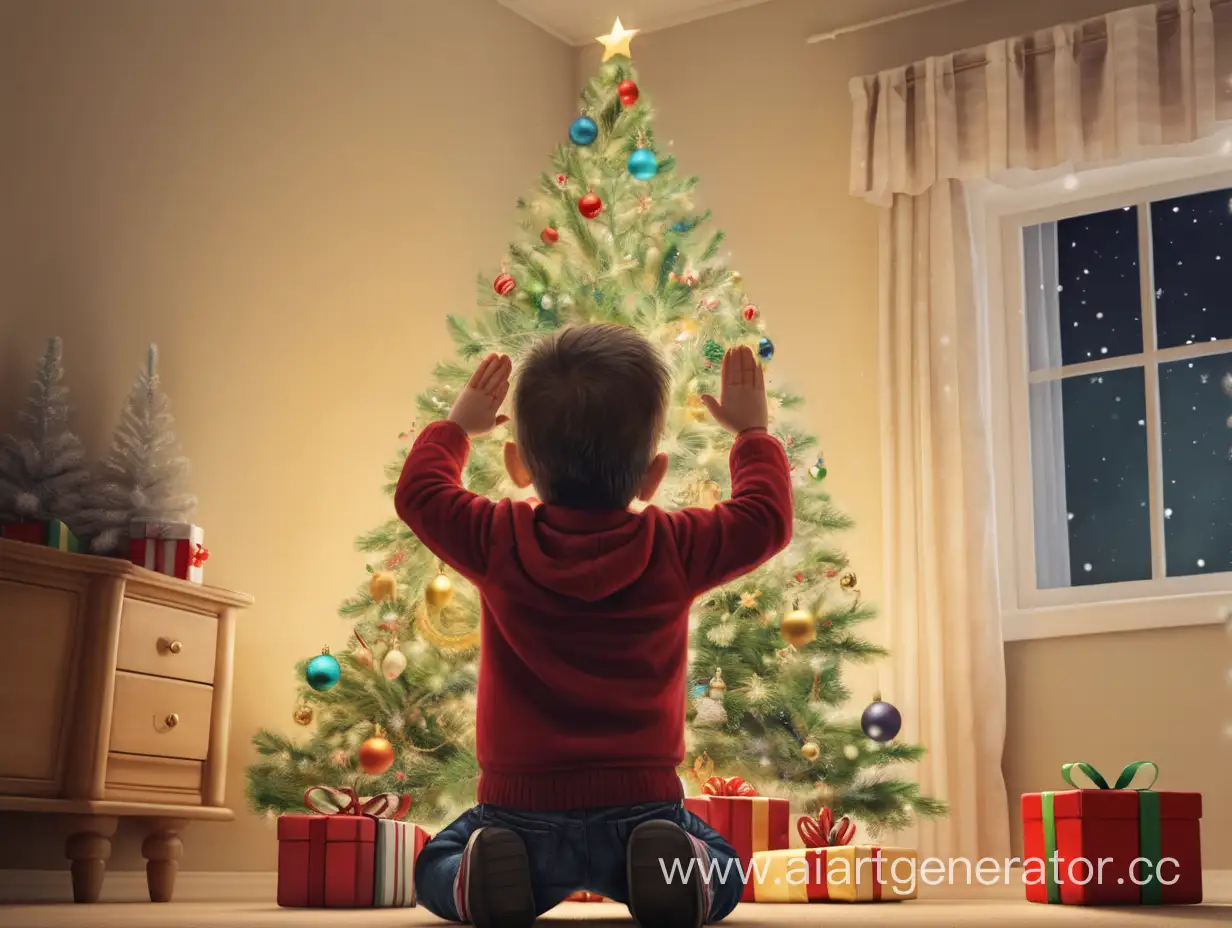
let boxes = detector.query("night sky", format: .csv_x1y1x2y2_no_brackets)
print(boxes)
1048,186,1232,587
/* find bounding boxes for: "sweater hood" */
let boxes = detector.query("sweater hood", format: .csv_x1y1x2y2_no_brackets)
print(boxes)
511,503,657,602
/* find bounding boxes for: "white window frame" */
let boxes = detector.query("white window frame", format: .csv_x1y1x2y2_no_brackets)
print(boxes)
983,151,1232,641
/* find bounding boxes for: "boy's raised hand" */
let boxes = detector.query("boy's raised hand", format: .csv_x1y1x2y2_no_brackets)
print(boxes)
700,345,768,434
449,353,512,436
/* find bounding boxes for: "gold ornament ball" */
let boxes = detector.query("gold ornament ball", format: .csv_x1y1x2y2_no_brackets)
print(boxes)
293,704,314,726
370,571,398,603
700,480,722,507
359,729,396,775
840,571,858,589
686,394,707,422
801,741,821,761
816,781,837,805
425,571,455,608
730,271,742,284
780,606,817,647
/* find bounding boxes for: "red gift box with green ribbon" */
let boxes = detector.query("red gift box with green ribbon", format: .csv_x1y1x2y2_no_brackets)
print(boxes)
1022,762,1202,906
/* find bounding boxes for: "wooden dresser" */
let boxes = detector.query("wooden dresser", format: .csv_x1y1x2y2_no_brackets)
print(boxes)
0,537,252,903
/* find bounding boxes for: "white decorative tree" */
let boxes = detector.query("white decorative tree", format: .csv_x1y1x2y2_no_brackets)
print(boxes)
0,336,90,528
81,344,196,554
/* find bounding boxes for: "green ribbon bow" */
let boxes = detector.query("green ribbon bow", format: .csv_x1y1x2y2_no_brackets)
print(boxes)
1041,761,1161,905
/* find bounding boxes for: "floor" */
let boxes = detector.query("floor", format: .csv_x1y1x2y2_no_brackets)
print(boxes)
2,900,1231,927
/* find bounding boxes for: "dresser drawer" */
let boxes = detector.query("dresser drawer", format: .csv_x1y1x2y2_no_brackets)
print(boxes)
105,752,203,804
109,672,213,761
117,598,217,684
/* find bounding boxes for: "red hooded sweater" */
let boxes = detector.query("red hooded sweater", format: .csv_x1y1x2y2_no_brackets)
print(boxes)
395,420,792,811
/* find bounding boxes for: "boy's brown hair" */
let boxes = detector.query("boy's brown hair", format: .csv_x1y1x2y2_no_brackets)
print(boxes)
514,323,671,509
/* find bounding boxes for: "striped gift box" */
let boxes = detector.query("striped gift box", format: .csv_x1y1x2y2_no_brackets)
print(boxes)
374,820,430,907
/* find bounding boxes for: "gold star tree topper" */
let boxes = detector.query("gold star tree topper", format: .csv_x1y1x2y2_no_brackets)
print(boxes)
597,17,638,61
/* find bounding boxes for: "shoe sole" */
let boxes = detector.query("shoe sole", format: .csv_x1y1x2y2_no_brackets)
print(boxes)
627,820,704,928
464,827,536,928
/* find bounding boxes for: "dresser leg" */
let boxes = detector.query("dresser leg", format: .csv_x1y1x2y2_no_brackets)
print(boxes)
141,818,187,903
65,816,118,904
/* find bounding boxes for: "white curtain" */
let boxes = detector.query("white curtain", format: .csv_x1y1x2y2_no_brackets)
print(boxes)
850,0,1231,861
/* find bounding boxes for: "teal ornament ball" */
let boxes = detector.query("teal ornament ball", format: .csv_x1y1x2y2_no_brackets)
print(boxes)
306,651,341,691
627,148,658,180
758,337,775,362
569,116,598,146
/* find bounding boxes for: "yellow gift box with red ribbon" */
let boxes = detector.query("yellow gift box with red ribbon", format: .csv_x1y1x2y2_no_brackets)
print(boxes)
750,811,917,903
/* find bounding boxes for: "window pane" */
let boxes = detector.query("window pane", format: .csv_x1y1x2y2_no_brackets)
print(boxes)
1056,208,1143,366
1029,367,1152,588
1151,186,1232,348
1159,351,1232,576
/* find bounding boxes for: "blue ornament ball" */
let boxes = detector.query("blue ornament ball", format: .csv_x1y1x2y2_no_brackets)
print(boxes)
627,148,658,181
569,116,598,146
691,683,709,698
306,651,341,691
758,336,775,362
861,699,902,742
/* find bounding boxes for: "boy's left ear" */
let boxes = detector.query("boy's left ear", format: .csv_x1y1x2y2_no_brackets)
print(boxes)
504,442,533,489
636,452,669,502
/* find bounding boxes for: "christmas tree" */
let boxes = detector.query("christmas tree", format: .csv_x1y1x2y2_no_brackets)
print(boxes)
79,344,196,554
247,20,944,835
0,336,90,528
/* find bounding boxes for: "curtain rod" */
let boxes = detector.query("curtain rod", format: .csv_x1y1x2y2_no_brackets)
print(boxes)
886,0,1232,82
805,0,977,44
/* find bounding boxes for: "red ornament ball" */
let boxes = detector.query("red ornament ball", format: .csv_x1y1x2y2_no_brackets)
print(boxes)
493,273,516,296
742,304,759,322
618,80,640,106
541,227,559,245
578,191,603,219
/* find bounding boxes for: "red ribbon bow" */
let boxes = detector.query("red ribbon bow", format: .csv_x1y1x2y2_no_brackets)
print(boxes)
190,544,209,568
303,785,411,820
798,808,854,848
702,776,758,797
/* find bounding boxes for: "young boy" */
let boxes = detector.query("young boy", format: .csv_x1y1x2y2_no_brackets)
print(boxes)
397,324,792,928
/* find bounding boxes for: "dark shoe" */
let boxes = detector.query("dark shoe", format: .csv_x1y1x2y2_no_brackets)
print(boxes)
626,820,711,928
454,827,535,928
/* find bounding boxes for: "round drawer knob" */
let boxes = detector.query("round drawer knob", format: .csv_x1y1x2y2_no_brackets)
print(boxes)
168,640,183,654
165,713,179,729
154,713,180,733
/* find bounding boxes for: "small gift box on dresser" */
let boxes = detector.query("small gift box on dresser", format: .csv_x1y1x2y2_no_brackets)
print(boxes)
684,776,791,902
1022,761,1202,906
277,787,414,908
130,521,208,583
1,518,78,551
751,810,917,902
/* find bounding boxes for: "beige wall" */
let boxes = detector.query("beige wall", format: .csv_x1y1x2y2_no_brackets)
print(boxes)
598,0,1231,868
1,0,1226,877
0,0,573,872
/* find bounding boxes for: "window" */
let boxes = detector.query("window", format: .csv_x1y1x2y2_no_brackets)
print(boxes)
994,168,1232,638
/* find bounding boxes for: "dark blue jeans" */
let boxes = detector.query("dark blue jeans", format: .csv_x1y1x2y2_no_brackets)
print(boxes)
414,801,744,922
